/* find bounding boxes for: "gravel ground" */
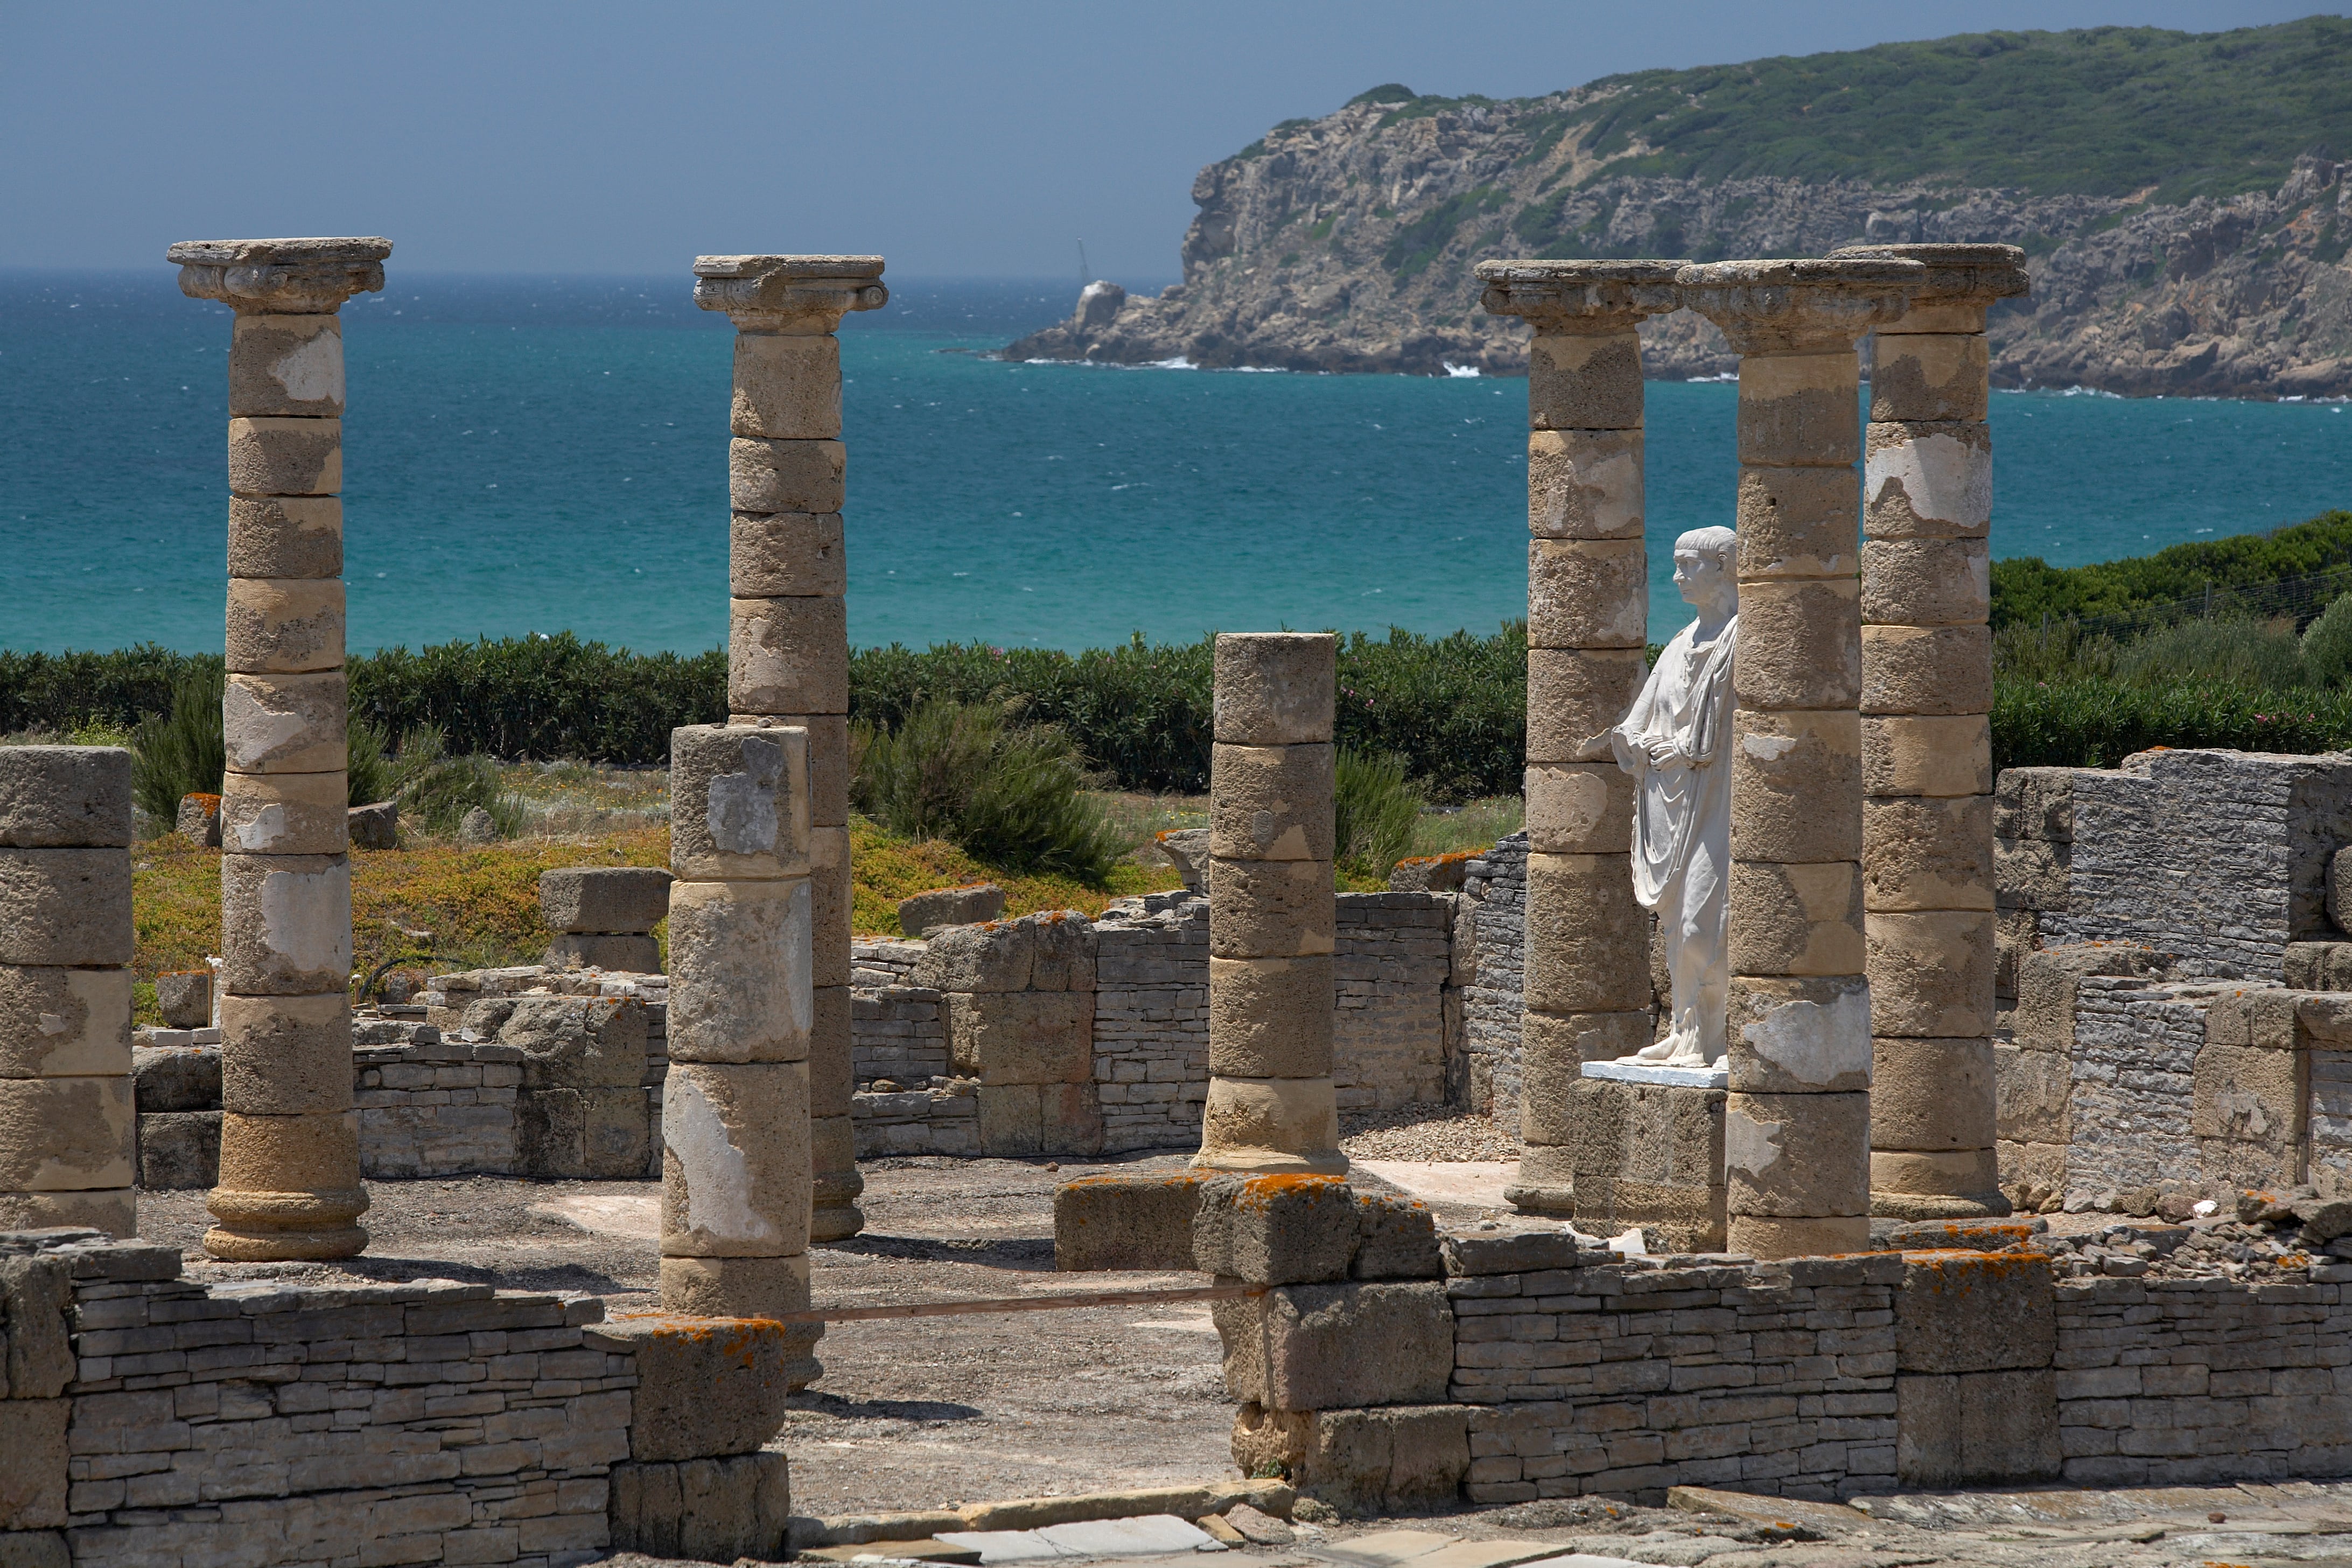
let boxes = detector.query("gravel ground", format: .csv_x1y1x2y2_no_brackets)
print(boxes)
1339,1105,1520,1162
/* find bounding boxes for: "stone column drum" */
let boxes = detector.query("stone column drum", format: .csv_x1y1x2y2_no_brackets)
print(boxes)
1194,633,1345,1174
1475,258,1685,1216
694,255,886,1244
660,725,817,1352
0,748,137,1235
1831,243,2029,1219
1677,257,1921,1259
172,237,389,1262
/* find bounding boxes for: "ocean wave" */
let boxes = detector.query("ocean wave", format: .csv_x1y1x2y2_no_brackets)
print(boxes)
1441,362,1482,378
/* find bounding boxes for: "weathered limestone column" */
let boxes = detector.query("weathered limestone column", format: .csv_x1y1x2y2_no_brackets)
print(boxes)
693,255,885,1243
660,725,817,1352
172,237,388,1261
1831,243,2029,1219
1194,633,1345,1174
1475,259,1684,1216
1677,257,1921,1259
0,748,137,1235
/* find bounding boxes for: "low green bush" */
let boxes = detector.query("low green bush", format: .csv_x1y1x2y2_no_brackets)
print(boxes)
1991,678,2352,770
852,700,1126,884
1990,509,2352,631
389,726,527,838
1335,748,1423,882
129,666,226,823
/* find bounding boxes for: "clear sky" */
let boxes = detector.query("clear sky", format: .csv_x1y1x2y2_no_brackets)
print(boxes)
3,2,2340,281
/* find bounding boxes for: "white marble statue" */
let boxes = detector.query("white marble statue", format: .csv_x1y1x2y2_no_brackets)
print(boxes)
1608,526,1738,1068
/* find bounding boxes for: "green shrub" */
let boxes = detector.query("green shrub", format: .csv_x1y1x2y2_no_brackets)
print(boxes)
129,666,226,824
389,727,526,838
1991,677,2352,770
1335,748,1423,882
1990,510,2352,631
2304,591,2352,687
852,700,1125,884
348,720,394,808
2111,615,2306,690
349,635,727,762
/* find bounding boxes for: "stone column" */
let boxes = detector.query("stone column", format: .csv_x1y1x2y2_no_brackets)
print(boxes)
1677,257,1921,1260
659,725,818,1356
1830,244,2029,1220
693,255,886,1243
172,237,388,1262
1474,260,1684,1216
0,748,137,1235
1194,633,1344,1174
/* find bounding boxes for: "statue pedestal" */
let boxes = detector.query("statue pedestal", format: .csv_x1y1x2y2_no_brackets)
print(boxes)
1568,1064,1727,1252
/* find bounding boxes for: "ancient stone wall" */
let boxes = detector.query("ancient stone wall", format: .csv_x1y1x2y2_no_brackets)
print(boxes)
1091,895,1213,1153
1333,893,1454,1112
1458,834,1529,1118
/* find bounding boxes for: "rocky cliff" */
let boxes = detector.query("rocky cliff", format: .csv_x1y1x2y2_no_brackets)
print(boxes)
1007,82,2352,398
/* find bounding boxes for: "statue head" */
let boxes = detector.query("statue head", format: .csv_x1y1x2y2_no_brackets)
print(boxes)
1672,526,1738,618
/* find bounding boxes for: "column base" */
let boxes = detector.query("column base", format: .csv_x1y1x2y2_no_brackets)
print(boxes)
1726,1213,1872,1259
1501,1181,1576,1216
811,1115,864,1241
1871,1189,2012,1221
1190,1146,1348,1175
202,1221,369,1262
204,1186,368,1261
1506,1143,1576,1216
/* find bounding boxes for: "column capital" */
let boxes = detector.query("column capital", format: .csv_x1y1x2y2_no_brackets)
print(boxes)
694,255,888,332
1828,243,2029,331
1677,257,1923,354
168,237,390,313
1476,258,1685,333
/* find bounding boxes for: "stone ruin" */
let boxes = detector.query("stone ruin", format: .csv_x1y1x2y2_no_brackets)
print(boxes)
11,235,2352,1568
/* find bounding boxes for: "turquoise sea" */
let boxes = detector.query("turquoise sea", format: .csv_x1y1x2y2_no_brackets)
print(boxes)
4,271,2350,656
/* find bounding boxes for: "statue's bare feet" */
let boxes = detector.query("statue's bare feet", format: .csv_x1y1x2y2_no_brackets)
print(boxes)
1632,1037,1679,1062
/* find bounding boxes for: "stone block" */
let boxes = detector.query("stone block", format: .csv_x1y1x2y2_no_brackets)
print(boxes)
1861,624,1992,716
730,510,846,598
913,918,1034,992
1864,714,1991,800
1895,1251,2053,1372
2288,940,2352,990
1864,796,1994,912
1996,906,2038,999
0,1531,67,1568
222,672,345,774
1571,1174,1728,1253
228,312,344,416
1725,1090,1869,1217
1,966,130,1078
669,725,809,881
732,331,841,439
223,577,344,674
1733,464,1860,579
0,1398,68,1529
730,711,847,825
177,791,221,846
1351,1191,1440,1280
974,1081,1102,1158
220,768,347,855
546,932,662,972
1214,633,1335,746
0,1252,76,1399
1528,328,1643,430
1208,955,1333,1079
0,748,131,848
213,1109,360,1194
1519,1010,1653,1119
1735,349,1860,466
137,1109,220,1189
898,883,1005,937
1054,1170,1210,1272
730,436,845,514
219,853,349,993
517,1087,651,1180
667,880,809,1063
345,800,396,850
131,1041,218,1110
1192,1173,1357,1284
1724,1213,1872,1257
1730,708,1863,863
609,1451,792,1564
1862,537,1989,628
1873,1036,1993,1150
1255,1404,1471,1516
1527,646,1648,764
227,494,341,579
0,1191,134,1236
219,992,351,1114
1895,1370,2060,1487
949,991,1093,1084
810,829,852,989
1215,1282,1453,1410
597,1312,800,1461
1995,835,2070,912
227,416,340,496
1210,744,1335,862
1199,1076,1338,1168
1527,538,1648,648
1523,853,1651,1012
1872,335,1990,424
657,1252,810,1322
0,1076,132,1189
153,968,211,1030
2011,943,2159,1049
1733,579,1863,711
0,850,131,968
542,866,675,933
1872,1146,1999,1199
1726,861,1864,977
729,596,847,716
1727,975,1872,1093
1559,1073,1724,1191
2192,1038,2305,1151
1993,1042,2069,1145
1527,427,1643,540
1208,858,1335,960
1524,761,1635,855
501,995,649,1088
1866,911,1996,1038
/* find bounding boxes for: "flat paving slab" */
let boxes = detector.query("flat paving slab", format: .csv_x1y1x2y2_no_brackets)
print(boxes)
1348,1161,1517,1210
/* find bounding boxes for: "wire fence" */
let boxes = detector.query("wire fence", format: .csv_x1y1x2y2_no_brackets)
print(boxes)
2056,565,2352,642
